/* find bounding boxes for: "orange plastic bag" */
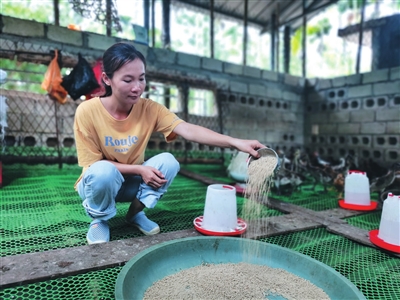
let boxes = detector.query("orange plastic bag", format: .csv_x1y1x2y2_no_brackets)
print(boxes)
41,49,68,104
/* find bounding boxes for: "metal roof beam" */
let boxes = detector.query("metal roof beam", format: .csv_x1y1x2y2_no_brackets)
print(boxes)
260,0,338,33
172,0,265,27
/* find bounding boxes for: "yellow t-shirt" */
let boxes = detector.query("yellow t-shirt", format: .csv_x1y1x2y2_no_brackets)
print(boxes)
73,97,184,188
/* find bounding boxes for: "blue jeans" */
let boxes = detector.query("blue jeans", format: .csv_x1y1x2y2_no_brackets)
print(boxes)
77,152,180,221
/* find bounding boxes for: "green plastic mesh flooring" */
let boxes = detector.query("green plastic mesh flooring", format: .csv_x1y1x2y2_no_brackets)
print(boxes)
1,163,399,300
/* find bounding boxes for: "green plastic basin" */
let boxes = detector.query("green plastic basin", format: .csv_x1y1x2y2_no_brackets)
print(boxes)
115,236,366,300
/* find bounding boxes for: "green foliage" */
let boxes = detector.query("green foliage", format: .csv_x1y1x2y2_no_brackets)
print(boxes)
337,0,400,13
308,18,331,36
213,19,242,63
1,0,141,94
290,17,331,56
1,59,48,93
1,0,54,23
338,0,364,13
1,0,105,94
291,28,303,55
202,26,210,57
3,0,399,84
117,15,135,40
151,28,163,48
177,14,197,27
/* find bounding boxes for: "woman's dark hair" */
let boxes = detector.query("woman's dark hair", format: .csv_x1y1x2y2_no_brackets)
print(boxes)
101,42,146,97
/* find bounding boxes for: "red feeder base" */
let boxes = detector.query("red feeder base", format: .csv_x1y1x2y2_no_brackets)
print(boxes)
193,216,247,236
338,199,378,211
369,229,400,254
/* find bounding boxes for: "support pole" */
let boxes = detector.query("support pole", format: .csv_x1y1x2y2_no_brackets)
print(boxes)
53,0,60,26
243,0,248,66
106,0,112,37
164,88,171,109
180,84,189,164
54,101,62,169
302,0,307,77
162,0,171,49
210,0,215,58
356,0,366,74
143,0,150,39
151,0,156,47
276,3,280,73
284,26,291,73
270,13,276,71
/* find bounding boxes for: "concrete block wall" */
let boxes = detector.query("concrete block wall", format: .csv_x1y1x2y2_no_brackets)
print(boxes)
305,68,400,166
1,15,305,159
144,44,305,155
217,75,304,155
2,15,398,166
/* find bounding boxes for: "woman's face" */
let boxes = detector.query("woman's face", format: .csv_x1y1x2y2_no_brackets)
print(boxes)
103,58,146,106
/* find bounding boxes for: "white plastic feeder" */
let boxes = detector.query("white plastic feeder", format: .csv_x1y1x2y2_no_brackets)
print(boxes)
378,193,400,245
345,170,370,205
193,184,247,236
339,170,377,211
369,193,400,253
202,184,238,232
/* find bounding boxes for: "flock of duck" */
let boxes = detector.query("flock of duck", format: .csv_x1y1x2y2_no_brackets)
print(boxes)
272,149,400,203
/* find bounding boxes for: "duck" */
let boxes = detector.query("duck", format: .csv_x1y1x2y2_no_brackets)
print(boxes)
300,155,333,193
312,151,331,168
370,162,400,202
377,168,400,203
273,169,305,196
332,173,345,199
330,157,345,171
329,155,359,199
291,149,304,173
272,150,306,196
379,186,400,203
361,158,389,181
275,149,292,169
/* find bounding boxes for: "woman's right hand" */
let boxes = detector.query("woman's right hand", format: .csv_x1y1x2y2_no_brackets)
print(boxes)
139,165,167,189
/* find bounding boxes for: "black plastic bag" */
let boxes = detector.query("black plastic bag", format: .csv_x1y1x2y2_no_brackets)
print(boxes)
61,53,100,100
